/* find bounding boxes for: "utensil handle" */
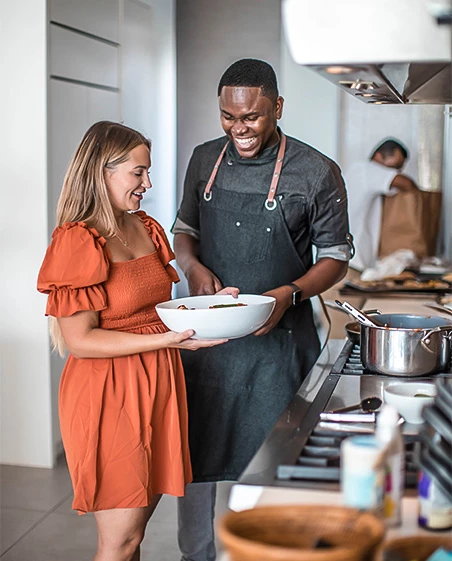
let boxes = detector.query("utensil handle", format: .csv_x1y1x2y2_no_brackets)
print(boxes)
331,403,361,413
335,300,378,328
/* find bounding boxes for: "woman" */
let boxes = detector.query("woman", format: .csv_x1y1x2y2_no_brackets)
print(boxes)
37,121,234,561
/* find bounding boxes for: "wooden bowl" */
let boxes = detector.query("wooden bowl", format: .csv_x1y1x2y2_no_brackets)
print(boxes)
383,535,452,561
218,504,385,561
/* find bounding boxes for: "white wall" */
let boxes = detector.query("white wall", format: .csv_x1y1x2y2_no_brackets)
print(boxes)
280,40,341,161
0,0,54,467
175,0,282,203
0,0,176,469
126,0,177,235
338,92,444,190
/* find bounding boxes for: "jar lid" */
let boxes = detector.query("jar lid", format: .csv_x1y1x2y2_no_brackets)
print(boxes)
341,435,384,471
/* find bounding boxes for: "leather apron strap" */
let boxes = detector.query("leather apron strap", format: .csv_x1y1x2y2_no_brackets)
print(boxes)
203,133,287,210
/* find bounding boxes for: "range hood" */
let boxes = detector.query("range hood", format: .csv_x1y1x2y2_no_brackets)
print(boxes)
282,0,452,104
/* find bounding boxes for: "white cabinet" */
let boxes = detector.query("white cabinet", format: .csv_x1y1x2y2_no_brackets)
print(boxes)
50,0,120,43
49,78,120,227
50,24,119,89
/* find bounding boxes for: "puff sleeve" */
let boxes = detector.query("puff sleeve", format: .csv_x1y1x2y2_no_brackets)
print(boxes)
135,211,180,284
37,222,110,317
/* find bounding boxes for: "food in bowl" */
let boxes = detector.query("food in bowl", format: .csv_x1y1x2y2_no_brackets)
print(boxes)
177,303,248,310
383,382,437,424
156,294,275,340
209,303,247,308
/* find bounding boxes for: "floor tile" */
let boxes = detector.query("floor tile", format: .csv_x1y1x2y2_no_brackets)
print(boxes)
1,456,235,561
0,508,45,555
0,457,72,512
0,511,98,561
151,494,178,525
53,494,75,515
141,520,180,559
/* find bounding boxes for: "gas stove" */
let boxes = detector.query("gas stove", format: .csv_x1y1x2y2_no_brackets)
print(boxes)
238,339,452,491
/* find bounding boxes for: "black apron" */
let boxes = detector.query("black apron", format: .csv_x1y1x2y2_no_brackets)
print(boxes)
181,134,320,482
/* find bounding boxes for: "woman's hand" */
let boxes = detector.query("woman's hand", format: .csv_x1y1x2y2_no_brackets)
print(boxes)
164,329,228,350
215,286,240,298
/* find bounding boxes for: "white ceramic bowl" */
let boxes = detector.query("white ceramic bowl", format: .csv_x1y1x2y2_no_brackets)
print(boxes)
155,294,276,339
383,382,437,424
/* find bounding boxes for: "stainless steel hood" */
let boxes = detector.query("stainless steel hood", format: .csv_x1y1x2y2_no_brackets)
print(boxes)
282,0,452,104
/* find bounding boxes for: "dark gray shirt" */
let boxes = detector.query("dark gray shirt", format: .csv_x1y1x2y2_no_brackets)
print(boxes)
172,132,352,265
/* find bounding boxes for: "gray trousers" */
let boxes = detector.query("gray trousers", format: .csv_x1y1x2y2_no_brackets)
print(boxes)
177,482,217,561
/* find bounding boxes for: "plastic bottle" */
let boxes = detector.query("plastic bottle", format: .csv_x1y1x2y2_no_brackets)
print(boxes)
418,469,452,531
341,435,385,515
375,404,405,527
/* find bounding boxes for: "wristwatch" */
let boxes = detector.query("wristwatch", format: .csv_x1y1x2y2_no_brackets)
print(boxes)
287,282,303,306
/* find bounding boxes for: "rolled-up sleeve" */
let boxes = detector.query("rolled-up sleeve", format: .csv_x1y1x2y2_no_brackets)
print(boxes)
171,217,200,239
171,147,202,234
317,244,351,261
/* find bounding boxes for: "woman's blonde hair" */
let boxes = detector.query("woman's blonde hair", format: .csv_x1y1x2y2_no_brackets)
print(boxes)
50,121,151,355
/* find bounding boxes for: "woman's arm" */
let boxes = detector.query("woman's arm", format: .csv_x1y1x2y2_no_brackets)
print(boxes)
58,310,227,359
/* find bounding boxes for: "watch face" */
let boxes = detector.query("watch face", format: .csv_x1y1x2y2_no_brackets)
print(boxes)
293,289,302,305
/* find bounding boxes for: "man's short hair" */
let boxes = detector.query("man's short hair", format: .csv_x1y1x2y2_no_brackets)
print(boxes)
217,58,279,102
370,138,409,160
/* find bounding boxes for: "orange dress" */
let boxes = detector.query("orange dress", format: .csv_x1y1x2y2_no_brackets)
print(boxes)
37,211,192,514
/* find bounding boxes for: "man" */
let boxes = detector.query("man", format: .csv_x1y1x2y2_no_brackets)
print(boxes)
346,138,419,272
172,58,353,561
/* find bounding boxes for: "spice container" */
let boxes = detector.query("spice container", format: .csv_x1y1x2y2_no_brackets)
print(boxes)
341,435,384,513
418,469,452,532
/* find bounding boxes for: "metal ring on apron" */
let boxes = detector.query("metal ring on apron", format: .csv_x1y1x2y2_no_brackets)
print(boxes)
346,232,355,258
202,134,287,212
265,199,278,211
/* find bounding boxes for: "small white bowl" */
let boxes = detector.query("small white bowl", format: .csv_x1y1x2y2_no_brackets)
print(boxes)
383,382,437,424
155,294,276,340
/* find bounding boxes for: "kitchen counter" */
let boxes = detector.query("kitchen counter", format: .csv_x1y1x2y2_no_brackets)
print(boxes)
217,297,452,558
232,297,452,490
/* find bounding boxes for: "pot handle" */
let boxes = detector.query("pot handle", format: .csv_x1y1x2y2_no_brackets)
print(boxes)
421,327,452,347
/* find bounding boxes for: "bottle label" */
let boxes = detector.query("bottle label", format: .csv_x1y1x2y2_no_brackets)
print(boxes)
341,436,384,513
343,471,384,510
383,454,404,526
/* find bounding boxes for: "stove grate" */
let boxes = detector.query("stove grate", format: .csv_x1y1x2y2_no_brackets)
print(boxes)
277,428,420,487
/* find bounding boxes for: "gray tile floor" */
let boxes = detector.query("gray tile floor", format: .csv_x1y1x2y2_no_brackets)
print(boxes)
1,455,234,560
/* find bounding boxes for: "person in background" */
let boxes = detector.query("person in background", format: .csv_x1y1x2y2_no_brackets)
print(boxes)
346,138,419,272
37,121,234,561
172,58,353,561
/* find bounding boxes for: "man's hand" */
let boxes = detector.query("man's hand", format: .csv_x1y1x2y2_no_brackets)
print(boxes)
253,285,293,337
186,261,223,296
174,233,224,296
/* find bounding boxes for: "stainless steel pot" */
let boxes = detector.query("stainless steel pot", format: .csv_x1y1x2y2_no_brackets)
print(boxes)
360,314,452,377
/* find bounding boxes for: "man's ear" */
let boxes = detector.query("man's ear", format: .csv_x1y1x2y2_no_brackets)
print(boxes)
275,96,284,120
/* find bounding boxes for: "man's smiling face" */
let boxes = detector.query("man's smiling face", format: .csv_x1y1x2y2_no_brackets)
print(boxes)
219,86,283,159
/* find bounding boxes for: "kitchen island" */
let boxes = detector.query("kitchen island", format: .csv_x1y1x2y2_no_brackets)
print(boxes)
218,297,452,558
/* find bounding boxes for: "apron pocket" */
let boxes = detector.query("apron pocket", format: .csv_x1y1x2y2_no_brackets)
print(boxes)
202,211,273,265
